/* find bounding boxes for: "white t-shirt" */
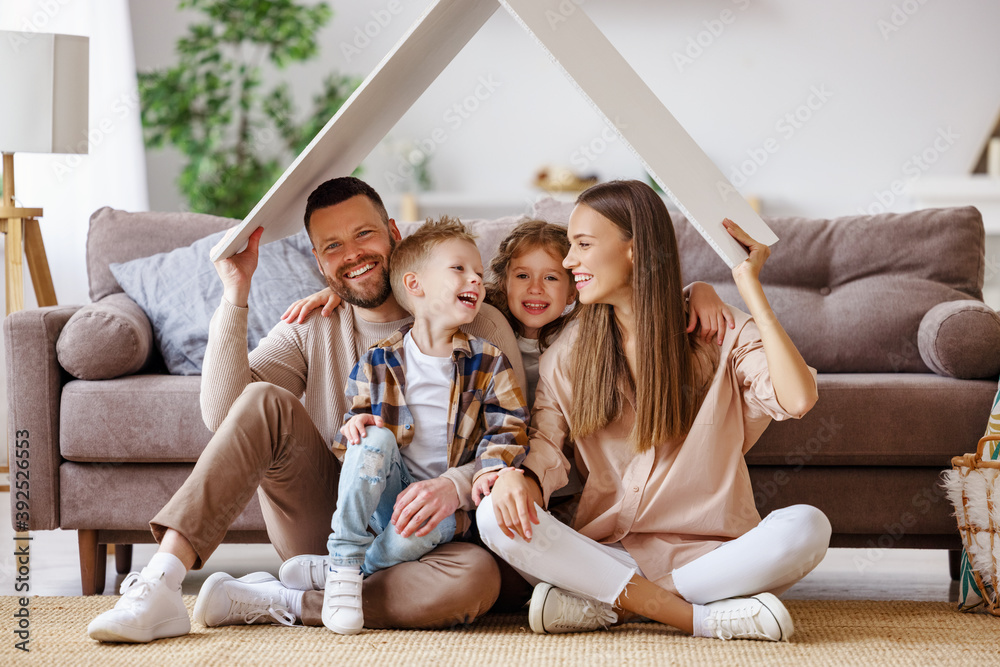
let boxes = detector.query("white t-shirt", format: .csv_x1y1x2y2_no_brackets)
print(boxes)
400,332,452,481
517,335,542,409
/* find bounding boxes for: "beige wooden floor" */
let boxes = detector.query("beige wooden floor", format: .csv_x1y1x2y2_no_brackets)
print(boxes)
0,492,958,602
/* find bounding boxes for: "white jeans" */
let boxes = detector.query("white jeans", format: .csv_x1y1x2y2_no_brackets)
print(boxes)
476,497,832,606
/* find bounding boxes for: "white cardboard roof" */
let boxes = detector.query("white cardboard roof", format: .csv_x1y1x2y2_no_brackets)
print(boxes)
211,0,777,268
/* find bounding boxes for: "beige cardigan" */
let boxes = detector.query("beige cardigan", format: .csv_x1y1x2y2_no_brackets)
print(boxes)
521,307,817,586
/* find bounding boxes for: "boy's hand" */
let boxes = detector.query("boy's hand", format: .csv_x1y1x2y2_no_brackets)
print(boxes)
282,287,341,324
340,414,384,445
471,471,500,506
686,280,735,346
488,470,542,541
392,477,460,538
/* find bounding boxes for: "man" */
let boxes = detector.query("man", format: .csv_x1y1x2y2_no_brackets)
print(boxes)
87,177,526,642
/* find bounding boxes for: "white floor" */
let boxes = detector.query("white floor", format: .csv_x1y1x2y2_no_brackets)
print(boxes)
1,492,957,602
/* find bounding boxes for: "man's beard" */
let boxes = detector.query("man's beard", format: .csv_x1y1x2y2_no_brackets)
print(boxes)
326,237,396,309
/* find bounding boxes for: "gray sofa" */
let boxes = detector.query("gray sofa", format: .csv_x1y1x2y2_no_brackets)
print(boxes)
6,203,1000,595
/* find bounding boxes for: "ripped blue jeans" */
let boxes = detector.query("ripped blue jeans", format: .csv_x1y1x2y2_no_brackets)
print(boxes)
327,425,456,574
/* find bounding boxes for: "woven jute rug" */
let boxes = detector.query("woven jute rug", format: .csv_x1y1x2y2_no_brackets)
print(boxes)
1,596,996,666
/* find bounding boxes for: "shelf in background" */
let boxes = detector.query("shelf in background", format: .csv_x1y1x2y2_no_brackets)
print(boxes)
908,175,1000,234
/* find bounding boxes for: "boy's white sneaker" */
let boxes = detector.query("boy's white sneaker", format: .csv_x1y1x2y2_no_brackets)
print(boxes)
193,572,297,627
701,593,793,642
278,554,329,591
528,582,617,634
322,566,364,635
87,569,190,643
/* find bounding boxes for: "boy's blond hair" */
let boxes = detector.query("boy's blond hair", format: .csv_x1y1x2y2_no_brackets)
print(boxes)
390,216,478,311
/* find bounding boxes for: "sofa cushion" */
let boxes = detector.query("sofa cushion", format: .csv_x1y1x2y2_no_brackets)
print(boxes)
110,228,327,375
745,373,997,467
534,199,989,374
918,300,1000,379
87,207,236,302
60,375,210,462
55,293,155,380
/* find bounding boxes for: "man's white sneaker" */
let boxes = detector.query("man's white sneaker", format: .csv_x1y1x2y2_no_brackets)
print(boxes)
528,583,618,634
193,572,297,627
322,566,364,635
701,593,793,642
278,554,329,591
87,569,190,643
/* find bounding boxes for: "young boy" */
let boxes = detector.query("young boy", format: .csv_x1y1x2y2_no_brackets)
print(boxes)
319,217,529,635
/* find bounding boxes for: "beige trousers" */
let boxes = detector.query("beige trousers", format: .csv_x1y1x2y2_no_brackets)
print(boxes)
151,382,501,628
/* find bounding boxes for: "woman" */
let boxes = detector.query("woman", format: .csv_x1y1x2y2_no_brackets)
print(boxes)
477,180,831,641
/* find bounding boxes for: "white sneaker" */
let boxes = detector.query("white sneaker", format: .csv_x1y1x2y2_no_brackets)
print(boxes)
528,583,617,634
87,569,190,643
279,554,329,591
322,566,364,635
701,593,793,641
193,572,297,627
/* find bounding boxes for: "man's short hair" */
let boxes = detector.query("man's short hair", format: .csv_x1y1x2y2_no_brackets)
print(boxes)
304,177,389,237
389,216,478,311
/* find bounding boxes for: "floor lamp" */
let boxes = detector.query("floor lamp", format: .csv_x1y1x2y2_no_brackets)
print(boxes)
0,32,89,480
0,31,89,316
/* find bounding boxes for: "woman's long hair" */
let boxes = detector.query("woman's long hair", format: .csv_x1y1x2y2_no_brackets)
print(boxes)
570,180,713,451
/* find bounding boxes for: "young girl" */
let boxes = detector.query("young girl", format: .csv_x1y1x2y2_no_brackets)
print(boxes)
477,180,831,642
284,219,735,412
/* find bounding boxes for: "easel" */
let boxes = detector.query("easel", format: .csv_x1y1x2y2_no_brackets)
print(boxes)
1,153,58,481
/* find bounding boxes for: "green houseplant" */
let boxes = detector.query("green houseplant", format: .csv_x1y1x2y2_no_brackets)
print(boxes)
139,0,360,218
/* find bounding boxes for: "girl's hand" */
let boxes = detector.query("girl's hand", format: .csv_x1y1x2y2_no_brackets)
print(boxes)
686,281,735,346
723,218,771,285
282,287,340,323
340,414,384,445
488,469,542,541
471,471,500,506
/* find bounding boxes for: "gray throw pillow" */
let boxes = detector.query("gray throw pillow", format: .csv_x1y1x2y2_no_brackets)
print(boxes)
110,228,326,375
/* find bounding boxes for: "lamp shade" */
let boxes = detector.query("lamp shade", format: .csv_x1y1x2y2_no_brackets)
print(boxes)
0,31,89,155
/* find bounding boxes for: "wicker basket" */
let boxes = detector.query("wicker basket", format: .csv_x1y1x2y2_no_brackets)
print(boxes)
943,434,1000,615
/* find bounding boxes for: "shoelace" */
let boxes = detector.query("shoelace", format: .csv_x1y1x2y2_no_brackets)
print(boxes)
227,592,296,627
553,594,616,630
704,605,764,640
118,571,156,608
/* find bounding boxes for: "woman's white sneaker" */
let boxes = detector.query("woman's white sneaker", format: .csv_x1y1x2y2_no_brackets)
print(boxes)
278,554,329,591
528,583,618,634
193,572,297,627
87,569,190,643
322,566,364,635
700,593,793,641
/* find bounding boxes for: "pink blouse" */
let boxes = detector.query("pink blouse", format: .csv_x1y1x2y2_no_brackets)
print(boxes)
521,308,817,587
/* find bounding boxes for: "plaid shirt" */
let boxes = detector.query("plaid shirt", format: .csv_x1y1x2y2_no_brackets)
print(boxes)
335,323,530,484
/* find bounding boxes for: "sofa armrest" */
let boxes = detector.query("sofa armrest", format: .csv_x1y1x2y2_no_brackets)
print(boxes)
4,305,81,530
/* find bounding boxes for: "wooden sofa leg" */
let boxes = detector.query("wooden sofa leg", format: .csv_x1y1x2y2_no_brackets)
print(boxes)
115,544,134,574
78,530,108,595
949,549,961,581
